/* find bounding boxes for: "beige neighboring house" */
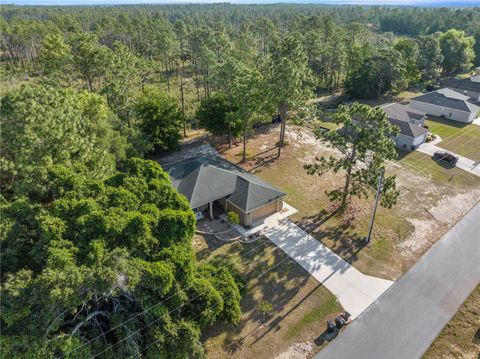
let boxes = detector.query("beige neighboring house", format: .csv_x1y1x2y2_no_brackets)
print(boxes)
410,88,480,123
163,155,285,227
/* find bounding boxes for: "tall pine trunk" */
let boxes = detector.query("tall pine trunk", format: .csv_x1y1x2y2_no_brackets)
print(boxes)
179,60,186,137
277,106,287,158
341,144,357,208
242,116,247,163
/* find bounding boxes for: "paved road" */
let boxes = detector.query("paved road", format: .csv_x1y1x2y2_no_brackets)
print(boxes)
315,201,480,359
263,219,393,319
417,141,480,177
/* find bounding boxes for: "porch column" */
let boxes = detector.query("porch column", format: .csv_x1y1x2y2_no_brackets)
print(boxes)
209,202,213,220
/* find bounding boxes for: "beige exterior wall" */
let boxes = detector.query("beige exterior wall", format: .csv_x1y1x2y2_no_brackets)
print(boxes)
250,200,280,223
225,198,284,226
224,200,248,225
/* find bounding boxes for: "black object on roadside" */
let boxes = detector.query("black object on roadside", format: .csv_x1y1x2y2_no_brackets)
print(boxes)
340,311,351,321
327,320,336,333
335,315,345,328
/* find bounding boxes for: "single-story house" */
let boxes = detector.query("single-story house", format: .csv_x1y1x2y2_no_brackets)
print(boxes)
163,155,286,226
381,103,429,150
440,75,480,102
410,88,480,123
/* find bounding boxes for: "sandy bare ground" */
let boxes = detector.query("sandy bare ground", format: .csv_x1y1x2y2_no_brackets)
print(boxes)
285,125,480,261
274,342,314,359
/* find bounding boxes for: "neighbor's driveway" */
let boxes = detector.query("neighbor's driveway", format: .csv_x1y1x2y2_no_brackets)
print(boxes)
315,201,480,359
417,141,480,177
262,220,393,319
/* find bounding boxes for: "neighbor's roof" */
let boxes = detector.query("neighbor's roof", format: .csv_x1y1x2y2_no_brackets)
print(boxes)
388,118,428,138
382,103,426,122
381,103,428,138
163,156,286,212
411,88,479,113
441,76,480,93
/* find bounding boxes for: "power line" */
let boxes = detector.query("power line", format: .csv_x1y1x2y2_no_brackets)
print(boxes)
91,226,333,359
124,242,307,359
60,238,271,358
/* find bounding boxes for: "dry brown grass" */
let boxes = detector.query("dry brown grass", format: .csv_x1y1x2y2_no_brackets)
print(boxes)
195,235,342,359
217,124,480,281
423,285,480,359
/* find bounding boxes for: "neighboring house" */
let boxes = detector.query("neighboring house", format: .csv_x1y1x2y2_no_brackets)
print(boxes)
163,155,286,226
381,103,429,150
440,76,480,101
410,88,480,123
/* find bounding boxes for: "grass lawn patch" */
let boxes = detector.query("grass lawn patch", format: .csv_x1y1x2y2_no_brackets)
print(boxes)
423,285,480,359
284,295,341,340
195,235,342,359
397,150,480,188
426,117,480,162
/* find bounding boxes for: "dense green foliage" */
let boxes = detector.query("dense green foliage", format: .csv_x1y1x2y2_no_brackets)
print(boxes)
135,89,184,153
266,35,313,157
0,84,126,199
1,4,478,107
196,94,242,144
439,29,476,74
1,158,241,358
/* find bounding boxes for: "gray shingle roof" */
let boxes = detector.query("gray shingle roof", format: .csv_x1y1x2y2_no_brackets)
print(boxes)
163,156,286,212
388,118,428,138
441,76,480,93
411,88,479,113
382,103,426,122
381,103,427,138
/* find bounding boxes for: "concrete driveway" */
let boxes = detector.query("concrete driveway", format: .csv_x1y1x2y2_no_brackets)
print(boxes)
262,219,393,319
315,201,480,359
417,141,480,177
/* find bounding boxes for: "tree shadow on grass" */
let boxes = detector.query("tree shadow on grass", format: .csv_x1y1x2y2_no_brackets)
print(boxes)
315,224,366,265
293,208,366,265
249,282,324,346
202,238,313,354
248,153,279,173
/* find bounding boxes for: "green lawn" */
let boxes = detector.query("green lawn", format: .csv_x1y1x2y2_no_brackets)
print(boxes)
314,110,339,131
397,150,480,188
425,117,480,162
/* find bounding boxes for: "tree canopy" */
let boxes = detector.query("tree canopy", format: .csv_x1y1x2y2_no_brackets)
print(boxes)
266,35,313,157
196,93,242,146
305,103,400,208
135,89,184,154
0,84,126,199
1,158,241,358
439,29,475,74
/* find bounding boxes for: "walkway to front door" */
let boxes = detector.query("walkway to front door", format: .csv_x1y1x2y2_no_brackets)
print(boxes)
262,219,393,319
